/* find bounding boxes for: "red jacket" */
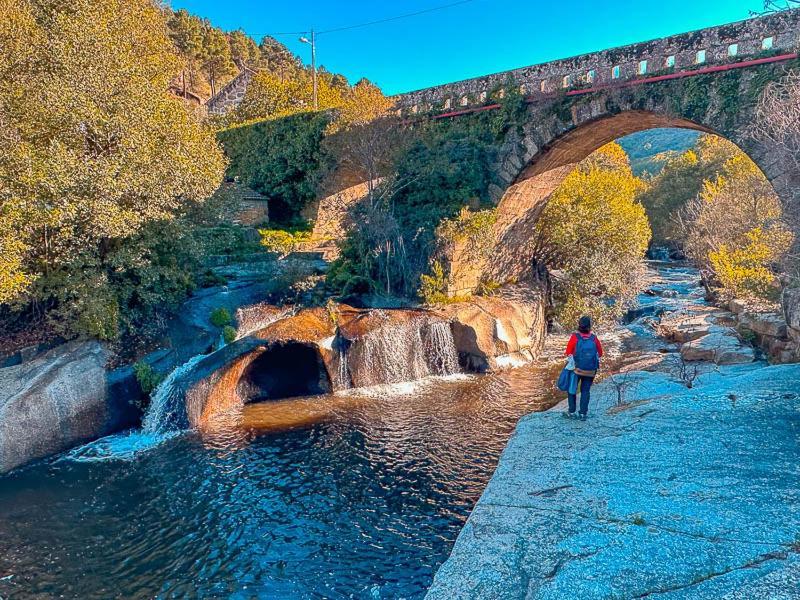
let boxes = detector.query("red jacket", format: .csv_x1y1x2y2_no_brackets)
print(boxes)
565,332,604,358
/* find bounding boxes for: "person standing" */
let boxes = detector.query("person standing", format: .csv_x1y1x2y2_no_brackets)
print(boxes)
564,315,603,420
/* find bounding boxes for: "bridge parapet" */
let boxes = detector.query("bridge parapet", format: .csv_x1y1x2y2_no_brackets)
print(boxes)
394,9,800,115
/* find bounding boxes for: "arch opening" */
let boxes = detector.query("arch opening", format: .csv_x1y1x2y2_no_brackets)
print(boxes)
473,109,791,332
237,343,332,402
486,108,785,288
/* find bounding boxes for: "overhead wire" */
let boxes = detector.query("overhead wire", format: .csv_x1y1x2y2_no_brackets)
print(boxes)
243,0,479,38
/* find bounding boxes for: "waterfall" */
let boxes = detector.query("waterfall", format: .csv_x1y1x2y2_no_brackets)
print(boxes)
142,354,206,434
357,318,430,387
347,316,459,387
425,320,460,376
336,346,351,390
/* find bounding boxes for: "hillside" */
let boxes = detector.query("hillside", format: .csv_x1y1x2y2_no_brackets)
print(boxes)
618,128,701,175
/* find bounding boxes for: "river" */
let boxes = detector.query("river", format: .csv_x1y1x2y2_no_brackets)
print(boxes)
0,261,702,599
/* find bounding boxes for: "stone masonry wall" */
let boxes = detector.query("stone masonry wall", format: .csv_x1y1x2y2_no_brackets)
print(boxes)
395,10,800,114
206,69,255,117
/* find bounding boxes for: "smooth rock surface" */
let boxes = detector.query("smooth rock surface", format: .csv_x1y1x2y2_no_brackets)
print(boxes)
657,309,727,343
680,329,755,365
440,294,546,372
738,311,789,339
426,365,800,599
0,342,138,473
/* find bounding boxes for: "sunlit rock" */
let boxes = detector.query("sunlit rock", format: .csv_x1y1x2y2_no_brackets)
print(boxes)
0,342,137,473
440,295,546,372
680,329,755,365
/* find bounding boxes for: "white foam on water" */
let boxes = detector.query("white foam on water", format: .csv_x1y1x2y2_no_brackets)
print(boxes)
339,372,472,398
60,430,183,463
495,353,532,369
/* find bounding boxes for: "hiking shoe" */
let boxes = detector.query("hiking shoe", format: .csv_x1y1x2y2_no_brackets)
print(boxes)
578,413,587,421
564,411,576,419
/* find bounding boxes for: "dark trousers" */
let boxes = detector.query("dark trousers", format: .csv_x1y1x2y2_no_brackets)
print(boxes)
568,375,594,415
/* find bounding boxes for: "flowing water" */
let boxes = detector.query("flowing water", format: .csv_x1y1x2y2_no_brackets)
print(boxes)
0,262,701,599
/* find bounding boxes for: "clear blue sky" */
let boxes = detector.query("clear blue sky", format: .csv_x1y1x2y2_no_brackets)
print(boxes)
171,0,767,94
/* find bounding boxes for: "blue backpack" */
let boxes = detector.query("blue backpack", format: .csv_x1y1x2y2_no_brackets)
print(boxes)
574,333,599,372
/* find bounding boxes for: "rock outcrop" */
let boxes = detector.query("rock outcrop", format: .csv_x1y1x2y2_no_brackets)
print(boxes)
680,328,756,364
0,342,139,473
173,294,548,428
440,294,547,372
426,364,800,599
657,308,730,343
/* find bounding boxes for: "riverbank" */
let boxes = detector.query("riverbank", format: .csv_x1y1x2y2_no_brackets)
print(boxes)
425,362,800,599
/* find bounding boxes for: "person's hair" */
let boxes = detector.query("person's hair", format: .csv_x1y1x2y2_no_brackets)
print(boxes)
578,315,592,334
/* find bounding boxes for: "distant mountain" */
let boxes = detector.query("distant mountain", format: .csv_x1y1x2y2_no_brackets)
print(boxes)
618,128,702,176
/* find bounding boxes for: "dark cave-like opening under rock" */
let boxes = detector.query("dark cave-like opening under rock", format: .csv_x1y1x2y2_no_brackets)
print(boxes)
238,343,331,402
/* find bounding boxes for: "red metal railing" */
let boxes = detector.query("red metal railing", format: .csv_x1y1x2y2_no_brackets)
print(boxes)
427,52,798,120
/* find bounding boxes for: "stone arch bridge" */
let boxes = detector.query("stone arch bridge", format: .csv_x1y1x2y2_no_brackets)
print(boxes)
301,9,800,295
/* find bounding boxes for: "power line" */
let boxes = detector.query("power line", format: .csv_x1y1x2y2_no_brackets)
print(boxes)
318,0,478,34
244,0,479,38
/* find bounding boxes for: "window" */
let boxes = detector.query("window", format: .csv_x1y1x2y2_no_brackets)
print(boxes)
586,69,596,84
762,36,774,50
639,60,648,75
696,50,706,64
460,96,469,106
519,84,527,95
562,74,572,88
612,65,621,79
665,55,676,68
443,98,451,109
728,43,738,57
478,91,487,102
540,80,548,93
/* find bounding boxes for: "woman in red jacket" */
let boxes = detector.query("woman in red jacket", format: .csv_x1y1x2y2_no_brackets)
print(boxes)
564,315,603,420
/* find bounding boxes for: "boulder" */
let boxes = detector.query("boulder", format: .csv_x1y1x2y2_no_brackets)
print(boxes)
729,298,748,315
783,287,800,341
658,309,725,343
0,342,139,473
680,329,755,365
738,311,788,339
439,295,546,372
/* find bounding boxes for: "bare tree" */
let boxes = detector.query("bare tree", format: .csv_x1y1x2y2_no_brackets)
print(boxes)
750,70,800,173
328,117,410,209
607,369,639,406
752,0,800,14
669,353,701,389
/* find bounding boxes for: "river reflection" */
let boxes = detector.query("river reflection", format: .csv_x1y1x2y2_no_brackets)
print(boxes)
0,262,696,599
0,346,565,600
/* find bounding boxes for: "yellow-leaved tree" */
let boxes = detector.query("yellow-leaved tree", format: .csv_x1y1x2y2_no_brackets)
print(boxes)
0,0,225,337
532,142,651,326
679,150,791,300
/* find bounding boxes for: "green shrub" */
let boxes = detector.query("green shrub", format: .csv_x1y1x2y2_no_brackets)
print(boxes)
133,362,164,396
217,113,332,223
209,307,232,328
222,325,237,344
477,280,502,296
418,261,467,305
198,269,228,289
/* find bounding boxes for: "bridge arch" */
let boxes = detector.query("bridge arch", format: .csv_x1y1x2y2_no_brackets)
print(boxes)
467,94,795,289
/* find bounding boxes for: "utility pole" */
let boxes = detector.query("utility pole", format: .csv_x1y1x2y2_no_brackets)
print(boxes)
299,30,318,110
